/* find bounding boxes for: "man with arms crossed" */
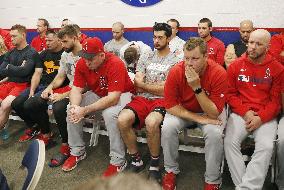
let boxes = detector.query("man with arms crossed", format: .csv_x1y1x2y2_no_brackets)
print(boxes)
161,37,227,190
114,23,179,182
224,29,284,190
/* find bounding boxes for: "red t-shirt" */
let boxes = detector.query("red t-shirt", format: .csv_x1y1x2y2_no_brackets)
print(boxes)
164,59,227,114
269,33,284,64
31,35,46,52
0,29,14,50
227,53,284,123
73,52,134,97
207,37,225,66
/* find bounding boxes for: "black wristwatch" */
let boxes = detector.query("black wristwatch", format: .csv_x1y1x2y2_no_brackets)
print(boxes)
194,87,202,94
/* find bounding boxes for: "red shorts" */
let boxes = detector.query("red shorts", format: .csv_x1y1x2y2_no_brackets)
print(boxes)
0,82,29,100
124,96,166,129
53,85,71,94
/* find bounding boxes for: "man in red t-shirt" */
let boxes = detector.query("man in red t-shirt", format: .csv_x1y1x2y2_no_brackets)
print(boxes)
0,28,14,50
269,32,284,64
277,73,284,190
161,37,227,190
198,18,225,66
62,37,134,172
225,29,284,190
31,18,49,52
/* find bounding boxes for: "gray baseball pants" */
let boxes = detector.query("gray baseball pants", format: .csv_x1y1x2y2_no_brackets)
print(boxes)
225,113,277,190
161,109,227,184
67,91,132,166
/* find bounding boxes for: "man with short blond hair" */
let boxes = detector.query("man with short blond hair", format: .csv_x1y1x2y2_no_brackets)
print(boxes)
161,37,227,190
0,24,39,132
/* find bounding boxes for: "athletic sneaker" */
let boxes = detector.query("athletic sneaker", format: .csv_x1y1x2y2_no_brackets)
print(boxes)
62,152,86,172
102,161,127,177
148,169,161,183
162,172,176,190
127,160,144,173
19,128,40,142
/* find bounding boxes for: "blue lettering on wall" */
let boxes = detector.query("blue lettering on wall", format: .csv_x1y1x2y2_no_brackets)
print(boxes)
121,0,162,7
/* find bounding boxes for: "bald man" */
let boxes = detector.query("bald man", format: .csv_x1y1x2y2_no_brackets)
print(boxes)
104,22,129,56
224,20,254,68
224,29,284,190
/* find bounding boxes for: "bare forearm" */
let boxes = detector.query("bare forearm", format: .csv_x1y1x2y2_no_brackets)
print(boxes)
140,82,164,96
30,75,41,93
195,91,219,119
167,105,202,123
84,92,120,115
47,73,65,90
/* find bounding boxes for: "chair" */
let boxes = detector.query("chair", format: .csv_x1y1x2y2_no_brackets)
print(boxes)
6,139,45,190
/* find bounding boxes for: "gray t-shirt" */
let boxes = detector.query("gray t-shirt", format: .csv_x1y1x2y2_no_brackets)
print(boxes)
104,37,129,56
58,51,81,87
136,51,179,99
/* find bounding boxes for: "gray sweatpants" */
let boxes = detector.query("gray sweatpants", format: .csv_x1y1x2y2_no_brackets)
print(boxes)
277,116,284,190
161,109,227,184
67,91,132,166
224,113,277,190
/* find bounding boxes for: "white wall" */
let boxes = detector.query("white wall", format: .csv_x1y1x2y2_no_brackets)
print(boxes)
1,0,283,29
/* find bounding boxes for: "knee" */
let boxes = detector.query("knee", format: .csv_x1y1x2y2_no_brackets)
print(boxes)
145,116,160,134
24,97,46,111
258,140,274,153
117,111,135,131
53,101,67,116
204,127,223,143
11,96,24,110
161,123,178,140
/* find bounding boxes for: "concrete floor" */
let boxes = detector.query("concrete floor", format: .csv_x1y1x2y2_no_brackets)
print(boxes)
0,120,279,190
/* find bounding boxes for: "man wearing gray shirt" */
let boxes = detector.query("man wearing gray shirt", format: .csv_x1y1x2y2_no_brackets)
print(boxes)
104,22,129,56
111,23,179,182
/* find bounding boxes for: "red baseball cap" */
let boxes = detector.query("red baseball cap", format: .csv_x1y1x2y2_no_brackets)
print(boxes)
78,37,104,59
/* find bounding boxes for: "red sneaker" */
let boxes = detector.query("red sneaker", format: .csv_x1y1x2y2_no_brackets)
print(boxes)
162,172,176,190
36,133,52,146
102,161,127,178
19,128,40,142
62,153,86,172
60,144,70,156
204,183,220,190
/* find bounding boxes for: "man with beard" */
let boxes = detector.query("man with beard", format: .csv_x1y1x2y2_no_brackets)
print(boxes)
31,18,49,52
161,37,227,190
198,18,225,66
11,30,64,144
109,23,179,182
225,20,254,68
224,29,284,190
104,22,129,56
0,24,38,134
39,25,82,166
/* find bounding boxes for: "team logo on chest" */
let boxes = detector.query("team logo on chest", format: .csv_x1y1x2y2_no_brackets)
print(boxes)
99,76,108,89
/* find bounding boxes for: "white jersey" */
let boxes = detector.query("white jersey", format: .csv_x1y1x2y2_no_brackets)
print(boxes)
58,51,81,88
136,51,179,99
169,36,185,61
120,41,153,69
104,37,129,56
